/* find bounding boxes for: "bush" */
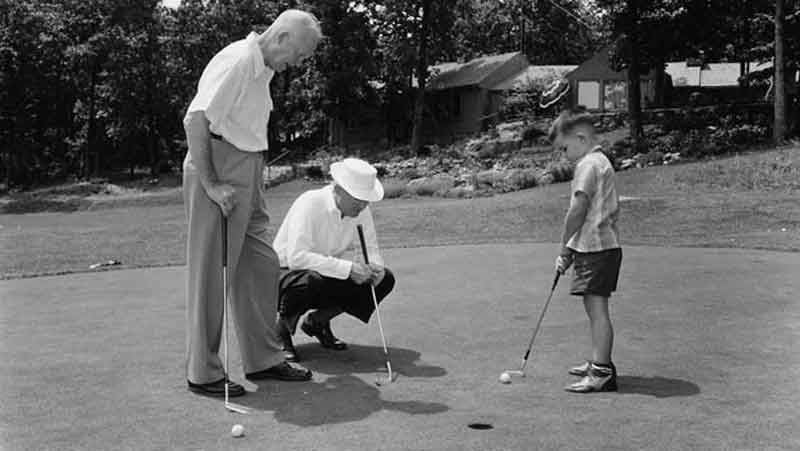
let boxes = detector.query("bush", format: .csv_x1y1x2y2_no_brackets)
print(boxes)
382,179,409,199
500,168,539,192
407,175,456,196
545,160,574,183
303,165,325,179
0,196,90,214
522,124,546,142
535,171,555,186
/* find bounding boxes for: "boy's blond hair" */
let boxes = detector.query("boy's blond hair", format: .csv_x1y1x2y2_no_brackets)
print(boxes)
548,108,595,142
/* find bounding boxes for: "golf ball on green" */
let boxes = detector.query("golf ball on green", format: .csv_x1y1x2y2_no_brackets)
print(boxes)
231,424,245,437
499,372,511,383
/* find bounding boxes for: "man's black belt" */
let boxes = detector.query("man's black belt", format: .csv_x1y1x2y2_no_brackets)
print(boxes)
210,132,223,141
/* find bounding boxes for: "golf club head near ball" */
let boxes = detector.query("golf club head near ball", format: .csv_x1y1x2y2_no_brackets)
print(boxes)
375,372,398,386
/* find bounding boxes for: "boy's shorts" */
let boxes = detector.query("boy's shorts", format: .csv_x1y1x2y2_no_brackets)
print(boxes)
570,248,622,298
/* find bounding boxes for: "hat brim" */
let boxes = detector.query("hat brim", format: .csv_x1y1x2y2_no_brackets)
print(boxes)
330,164,384,202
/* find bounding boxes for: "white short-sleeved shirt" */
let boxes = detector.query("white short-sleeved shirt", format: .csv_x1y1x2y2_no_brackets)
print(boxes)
273,185,384,280
185,32,274,152
567,148,620,252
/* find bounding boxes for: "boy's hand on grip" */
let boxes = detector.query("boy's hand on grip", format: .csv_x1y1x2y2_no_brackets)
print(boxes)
555,246,574,275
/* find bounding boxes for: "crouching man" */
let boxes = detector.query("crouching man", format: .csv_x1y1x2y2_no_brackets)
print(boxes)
272,158,396,361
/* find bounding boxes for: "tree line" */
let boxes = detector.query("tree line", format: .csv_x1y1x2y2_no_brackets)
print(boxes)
1,0,796,188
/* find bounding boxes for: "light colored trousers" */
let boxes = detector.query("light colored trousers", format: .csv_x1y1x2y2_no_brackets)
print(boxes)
182,137,284,384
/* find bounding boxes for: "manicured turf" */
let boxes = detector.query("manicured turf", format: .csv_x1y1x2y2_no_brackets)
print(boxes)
2,244,798,450
3,146,800,279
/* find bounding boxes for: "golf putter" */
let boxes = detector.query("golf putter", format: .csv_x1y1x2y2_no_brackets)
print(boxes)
221,215,250,415
356,225,397,386
505,272,561,379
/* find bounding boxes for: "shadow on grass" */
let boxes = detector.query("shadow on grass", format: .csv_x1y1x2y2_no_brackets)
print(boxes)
239,344,449,427
617,375,700,398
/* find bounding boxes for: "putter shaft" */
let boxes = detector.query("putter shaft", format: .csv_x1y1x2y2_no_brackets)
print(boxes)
357,225,394,384
517,273,560,373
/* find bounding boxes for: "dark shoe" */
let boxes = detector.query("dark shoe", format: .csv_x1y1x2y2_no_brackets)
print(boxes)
246,362,312,381
277,319,300,362
565,363,618,393
282,343,299,362
187,378,245,398
301,320,347,350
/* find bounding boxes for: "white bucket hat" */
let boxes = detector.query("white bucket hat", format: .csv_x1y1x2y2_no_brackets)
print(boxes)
330,158,384,202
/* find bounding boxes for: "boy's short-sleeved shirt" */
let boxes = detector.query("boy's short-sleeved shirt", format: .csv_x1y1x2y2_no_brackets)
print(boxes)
185,32,274,152
567,148,620,252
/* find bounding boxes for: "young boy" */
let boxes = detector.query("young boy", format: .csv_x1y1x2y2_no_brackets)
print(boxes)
550,109,622,393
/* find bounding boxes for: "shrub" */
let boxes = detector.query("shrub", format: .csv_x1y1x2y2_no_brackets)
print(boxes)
381,179,409,199
304,165,325,179
545,160,574,183
501,168,539,192
522,124,546,142
535,171,555,186
406,175,456,196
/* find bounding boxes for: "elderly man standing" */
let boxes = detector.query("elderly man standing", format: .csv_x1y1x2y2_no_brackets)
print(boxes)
183,9,321,397
273,158,396,362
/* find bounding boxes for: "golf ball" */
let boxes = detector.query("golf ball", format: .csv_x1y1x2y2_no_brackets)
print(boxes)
499,372,511,384
231,424,245,437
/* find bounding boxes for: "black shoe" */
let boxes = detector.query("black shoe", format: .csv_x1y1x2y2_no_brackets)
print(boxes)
187,378,245,398
301,319,348,350
245,362,312,381
277,319,299,362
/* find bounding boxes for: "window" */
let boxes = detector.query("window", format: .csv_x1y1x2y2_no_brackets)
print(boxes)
577,81,600,110
604,81,627,111
451,92,461,117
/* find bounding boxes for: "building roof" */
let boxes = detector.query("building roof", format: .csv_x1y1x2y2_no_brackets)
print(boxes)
490,65,578,91
566,45,658,81
666,61,772,87
426,52,529,90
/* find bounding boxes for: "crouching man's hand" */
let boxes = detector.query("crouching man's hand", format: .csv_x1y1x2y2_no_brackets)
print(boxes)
368,263,385,286
349,262,373,285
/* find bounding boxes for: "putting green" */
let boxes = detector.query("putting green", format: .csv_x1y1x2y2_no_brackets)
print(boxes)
1,243,798,450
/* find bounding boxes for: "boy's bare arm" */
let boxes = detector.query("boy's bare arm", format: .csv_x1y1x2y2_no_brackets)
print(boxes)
555,192,589,274
560,192,590,253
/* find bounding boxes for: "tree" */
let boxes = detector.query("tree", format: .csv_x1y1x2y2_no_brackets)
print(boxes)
305,0,378,148
774,0,787,144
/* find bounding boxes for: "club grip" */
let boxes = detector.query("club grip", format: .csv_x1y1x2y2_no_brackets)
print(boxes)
221,216,228,267
551,272,560,292
356,225,370,265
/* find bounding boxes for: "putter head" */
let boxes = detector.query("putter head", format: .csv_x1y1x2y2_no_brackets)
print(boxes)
505,370,525,378
374,372,398,386
225,401,251,415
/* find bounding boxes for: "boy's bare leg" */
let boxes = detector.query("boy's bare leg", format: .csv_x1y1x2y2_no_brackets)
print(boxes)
583,294,613,364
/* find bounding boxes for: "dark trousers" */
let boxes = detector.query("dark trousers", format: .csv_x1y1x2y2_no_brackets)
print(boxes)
278,268,396,332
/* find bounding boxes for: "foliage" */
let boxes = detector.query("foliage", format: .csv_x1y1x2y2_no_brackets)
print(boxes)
545,159,574,183
1,0,795,189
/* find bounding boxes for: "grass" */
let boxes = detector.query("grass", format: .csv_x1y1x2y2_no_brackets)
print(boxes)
0,146,798,279
3,244,799,450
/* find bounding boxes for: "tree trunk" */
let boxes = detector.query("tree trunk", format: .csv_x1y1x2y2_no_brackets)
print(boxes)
410,0,432,154
626,0,643,149
85,65,97,179
774,0,787,144
654,60,666,107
